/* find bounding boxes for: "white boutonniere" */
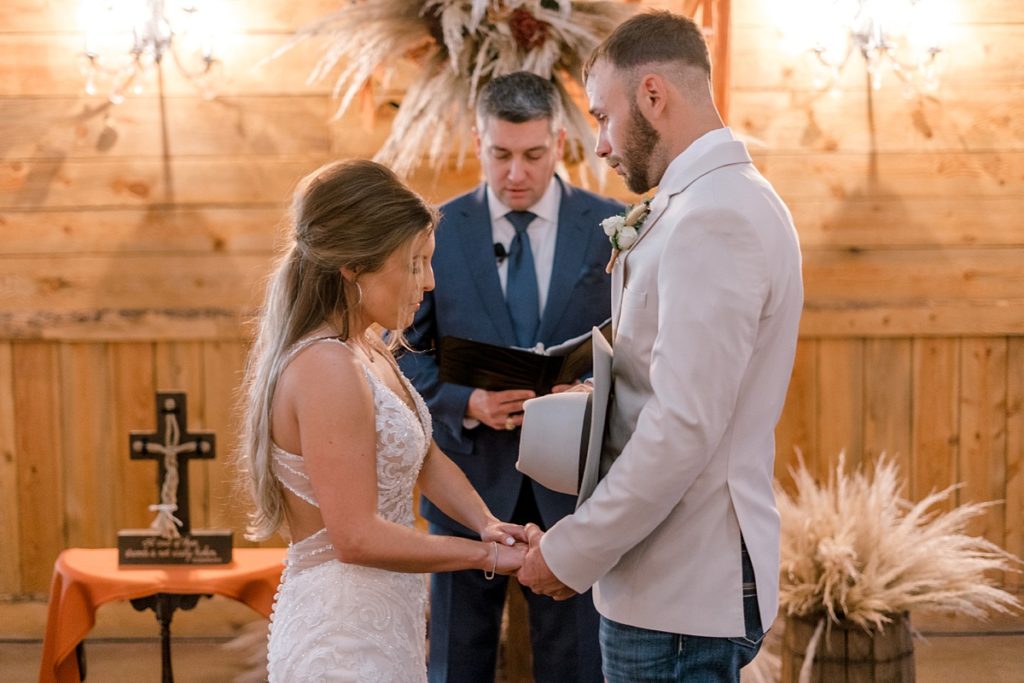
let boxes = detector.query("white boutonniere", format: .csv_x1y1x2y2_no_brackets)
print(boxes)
602,199,652,273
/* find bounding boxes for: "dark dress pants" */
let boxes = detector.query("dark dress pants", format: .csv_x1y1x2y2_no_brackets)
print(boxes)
427,483,602,683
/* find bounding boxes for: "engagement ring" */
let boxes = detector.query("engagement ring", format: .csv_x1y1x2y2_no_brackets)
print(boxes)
505,417,515,431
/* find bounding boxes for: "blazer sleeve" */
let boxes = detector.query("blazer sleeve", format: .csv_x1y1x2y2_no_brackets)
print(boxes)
397,287,476,453
540,205,770,592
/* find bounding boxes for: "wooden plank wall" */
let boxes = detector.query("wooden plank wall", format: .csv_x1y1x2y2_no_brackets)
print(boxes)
730,0,1024,596
0,0,1021,614
0,0,485,598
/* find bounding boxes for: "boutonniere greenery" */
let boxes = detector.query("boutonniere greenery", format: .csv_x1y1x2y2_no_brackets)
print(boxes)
602,198,652,273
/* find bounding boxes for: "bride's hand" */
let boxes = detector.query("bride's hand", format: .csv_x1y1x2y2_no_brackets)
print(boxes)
494,541,528,575
480,520,528,546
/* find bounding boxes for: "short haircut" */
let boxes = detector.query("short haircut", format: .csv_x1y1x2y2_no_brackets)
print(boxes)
476,71,563,131
584,11,711,80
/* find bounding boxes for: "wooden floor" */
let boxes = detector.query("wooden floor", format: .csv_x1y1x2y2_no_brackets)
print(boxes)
6,632,1024,682
4,598,1023,682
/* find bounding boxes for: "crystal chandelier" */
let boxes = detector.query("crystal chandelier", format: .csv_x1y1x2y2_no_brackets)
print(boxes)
79,0,224,104
776,0,955,94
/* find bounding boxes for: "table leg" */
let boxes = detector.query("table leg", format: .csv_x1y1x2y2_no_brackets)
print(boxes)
130,593,209,683
75,640,86,680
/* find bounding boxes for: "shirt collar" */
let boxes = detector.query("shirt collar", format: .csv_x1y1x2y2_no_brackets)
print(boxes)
487,176,561,225
657,126,735,197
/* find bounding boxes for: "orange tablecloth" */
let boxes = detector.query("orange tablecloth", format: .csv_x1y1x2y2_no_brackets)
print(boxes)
39,547,285,683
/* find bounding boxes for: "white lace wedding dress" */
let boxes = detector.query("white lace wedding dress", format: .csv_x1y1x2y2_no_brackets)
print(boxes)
266,337,431,682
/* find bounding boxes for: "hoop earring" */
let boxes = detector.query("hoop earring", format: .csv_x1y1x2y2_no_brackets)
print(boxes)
352,281,363,307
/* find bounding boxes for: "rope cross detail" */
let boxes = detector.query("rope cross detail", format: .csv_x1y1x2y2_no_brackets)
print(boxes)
129,392,216,539
144,410,200,537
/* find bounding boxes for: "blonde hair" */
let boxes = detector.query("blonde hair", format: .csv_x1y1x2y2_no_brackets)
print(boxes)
239,159,437,541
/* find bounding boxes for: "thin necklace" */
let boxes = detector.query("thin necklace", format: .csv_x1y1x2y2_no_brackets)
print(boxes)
351,334,378,364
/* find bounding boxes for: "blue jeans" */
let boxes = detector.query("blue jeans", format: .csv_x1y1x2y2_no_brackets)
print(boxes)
599,545,764,683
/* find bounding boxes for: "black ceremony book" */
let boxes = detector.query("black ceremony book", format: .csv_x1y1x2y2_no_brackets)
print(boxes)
438,320,612,394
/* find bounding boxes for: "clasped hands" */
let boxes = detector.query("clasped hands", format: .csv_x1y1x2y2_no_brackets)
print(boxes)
480,521,577,601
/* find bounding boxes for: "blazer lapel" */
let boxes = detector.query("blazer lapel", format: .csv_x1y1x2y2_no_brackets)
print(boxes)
621,140,752,267
612,139,753,333
610,191,670,335
611,255,625,337
536,178,591,345
455,185,517,343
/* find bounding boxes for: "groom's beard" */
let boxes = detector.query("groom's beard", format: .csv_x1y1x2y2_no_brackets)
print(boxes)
621,103,660,194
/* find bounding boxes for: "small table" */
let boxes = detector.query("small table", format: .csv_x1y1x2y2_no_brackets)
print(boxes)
39,547,285,683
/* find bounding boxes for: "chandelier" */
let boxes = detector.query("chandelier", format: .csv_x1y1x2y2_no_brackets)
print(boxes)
776,0,954,94
78,0,225,103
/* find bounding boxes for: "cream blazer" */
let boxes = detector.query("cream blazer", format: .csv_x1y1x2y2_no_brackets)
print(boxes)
540,132,803,637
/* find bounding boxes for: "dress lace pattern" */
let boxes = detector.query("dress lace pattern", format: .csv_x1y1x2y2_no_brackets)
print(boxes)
266,337,432,682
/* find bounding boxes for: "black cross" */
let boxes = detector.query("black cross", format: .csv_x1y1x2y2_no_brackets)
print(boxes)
129,392,215,536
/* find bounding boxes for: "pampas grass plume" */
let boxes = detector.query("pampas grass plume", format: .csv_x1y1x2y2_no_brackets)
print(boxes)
777,453,1021,630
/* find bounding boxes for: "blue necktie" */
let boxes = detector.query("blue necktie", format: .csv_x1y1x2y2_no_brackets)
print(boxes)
505,210,540,347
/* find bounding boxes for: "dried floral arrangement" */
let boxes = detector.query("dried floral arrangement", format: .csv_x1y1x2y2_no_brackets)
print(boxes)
777,455,1021,632
266,0,635,178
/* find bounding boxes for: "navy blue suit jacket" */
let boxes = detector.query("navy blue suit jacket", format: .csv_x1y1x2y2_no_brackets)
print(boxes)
399,178,621,534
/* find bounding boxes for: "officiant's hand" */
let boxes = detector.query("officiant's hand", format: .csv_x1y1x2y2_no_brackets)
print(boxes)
518,523,577,601
550,381,588,394
467,388,535,431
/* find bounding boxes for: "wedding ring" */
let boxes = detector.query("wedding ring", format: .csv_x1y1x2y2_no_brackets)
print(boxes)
505,417,515,431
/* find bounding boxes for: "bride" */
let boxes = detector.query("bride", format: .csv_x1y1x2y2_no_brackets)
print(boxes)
239,159,527,681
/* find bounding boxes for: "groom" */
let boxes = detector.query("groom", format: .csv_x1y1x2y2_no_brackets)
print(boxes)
400,72,620,682
518,11,804,682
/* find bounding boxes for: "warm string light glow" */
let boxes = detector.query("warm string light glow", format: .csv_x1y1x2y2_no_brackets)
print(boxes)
78,0,227,103
775,0,955,95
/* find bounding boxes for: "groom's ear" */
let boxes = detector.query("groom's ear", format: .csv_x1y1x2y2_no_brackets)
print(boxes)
636,73,669,120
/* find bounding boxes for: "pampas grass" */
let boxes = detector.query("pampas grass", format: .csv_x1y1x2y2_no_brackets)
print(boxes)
263,0,634,178
777,454,1021,631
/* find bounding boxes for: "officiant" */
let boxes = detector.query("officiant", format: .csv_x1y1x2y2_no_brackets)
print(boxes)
399,71,621,683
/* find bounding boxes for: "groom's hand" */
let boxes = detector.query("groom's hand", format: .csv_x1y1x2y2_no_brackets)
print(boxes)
518,524,577,601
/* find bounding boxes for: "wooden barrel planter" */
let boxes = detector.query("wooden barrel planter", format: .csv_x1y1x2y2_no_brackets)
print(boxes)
781,611,915,682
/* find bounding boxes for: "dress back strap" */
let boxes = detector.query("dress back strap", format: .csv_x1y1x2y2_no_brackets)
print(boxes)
270,335,351,507
272,445,318,507
282,335,349,366
285,528,334,576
